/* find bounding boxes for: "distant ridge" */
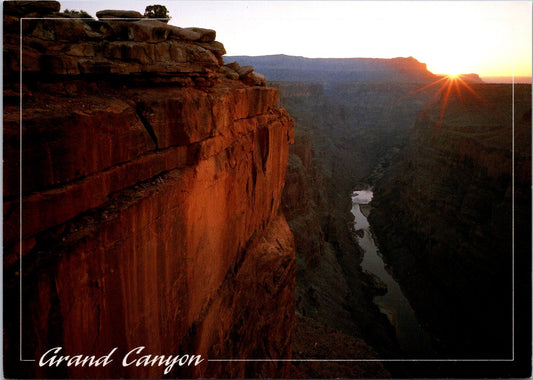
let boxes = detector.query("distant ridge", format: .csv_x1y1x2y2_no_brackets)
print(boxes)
224,54,438,83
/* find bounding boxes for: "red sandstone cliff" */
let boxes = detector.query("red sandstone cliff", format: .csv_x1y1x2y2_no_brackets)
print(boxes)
3,2,295,378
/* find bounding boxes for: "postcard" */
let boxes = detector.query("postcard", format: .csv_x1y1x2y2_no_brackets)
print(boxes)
3,1,532,378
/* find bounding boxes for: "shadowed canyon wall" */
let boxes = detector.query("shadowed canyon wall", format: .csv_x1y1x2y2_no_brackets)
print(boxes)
3,2,295,378
369,83,532,374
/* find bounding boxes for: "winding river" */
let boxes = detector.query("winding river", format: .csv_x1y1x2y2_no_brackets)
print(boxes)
351,190,434,357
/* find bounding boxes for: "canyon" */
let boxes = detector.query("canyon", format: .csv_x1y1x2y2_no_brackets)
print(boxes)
264,56,530,377
274,76,437,376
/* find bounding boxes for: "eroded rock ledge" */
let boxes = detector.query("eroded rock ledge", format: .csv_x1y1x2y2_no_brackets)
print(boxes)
3,2,295,378
4,1,265,86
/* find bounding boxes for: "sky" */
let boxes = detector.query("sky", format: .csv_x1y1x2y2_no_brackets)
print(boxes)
60,1,532,79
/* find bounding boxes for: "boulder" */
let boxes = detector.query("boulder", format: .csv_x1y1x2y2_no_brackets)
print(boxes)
236,65,254,78
199,41,226,56
220,66,239,80
184,45,219,66
225,61,241,72
4,1,60,16
167,25,202,41
184,27,216,42
96,10,143,20
99,20,169,42
124,20,171,42
242,71,267,87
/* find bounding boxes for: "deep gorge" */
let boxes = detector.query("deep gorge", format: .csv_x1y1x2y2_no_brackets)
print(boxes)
274,74,531,376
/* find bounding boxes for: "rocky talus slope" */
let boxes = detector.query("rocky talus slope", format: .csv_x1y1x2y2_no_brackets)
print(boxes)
3,2,295,378
369,83,531,363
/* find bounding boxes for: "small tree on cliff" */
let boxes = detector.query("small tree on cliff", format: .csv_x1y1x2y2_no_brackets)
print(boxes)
144,5,170,23
63,9,94,19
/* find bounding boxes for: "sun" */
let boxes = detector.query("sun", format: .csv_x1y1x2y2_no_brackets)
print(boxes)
426,59,464,78
445,66,463,77
394,71,483,133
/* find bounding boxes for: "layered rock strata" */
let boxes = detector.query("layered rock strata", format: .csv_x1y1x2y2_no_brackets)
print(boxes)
3,2,295,378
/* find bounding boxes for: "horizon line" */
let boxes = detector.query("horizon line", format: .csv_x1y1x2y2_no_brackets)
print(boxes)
224,53,532,82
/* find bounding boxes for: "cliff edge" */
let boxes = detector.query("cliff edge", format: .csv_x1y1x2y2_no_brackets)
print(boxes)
3,2,295,378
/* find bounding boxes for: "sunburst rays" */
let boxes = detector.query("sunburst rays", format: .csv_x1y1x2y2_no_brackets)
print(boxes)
394,74,483,133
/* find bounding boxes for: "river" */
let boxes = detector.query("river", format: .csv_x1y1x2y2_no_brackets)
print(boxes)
351,190,434,357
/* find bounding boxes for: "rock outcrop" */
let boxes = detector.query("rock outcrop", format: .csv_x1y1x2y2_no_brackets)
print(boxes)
369,83,531,360
96,9,144,20
3,2,295,378
3,2,244,83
